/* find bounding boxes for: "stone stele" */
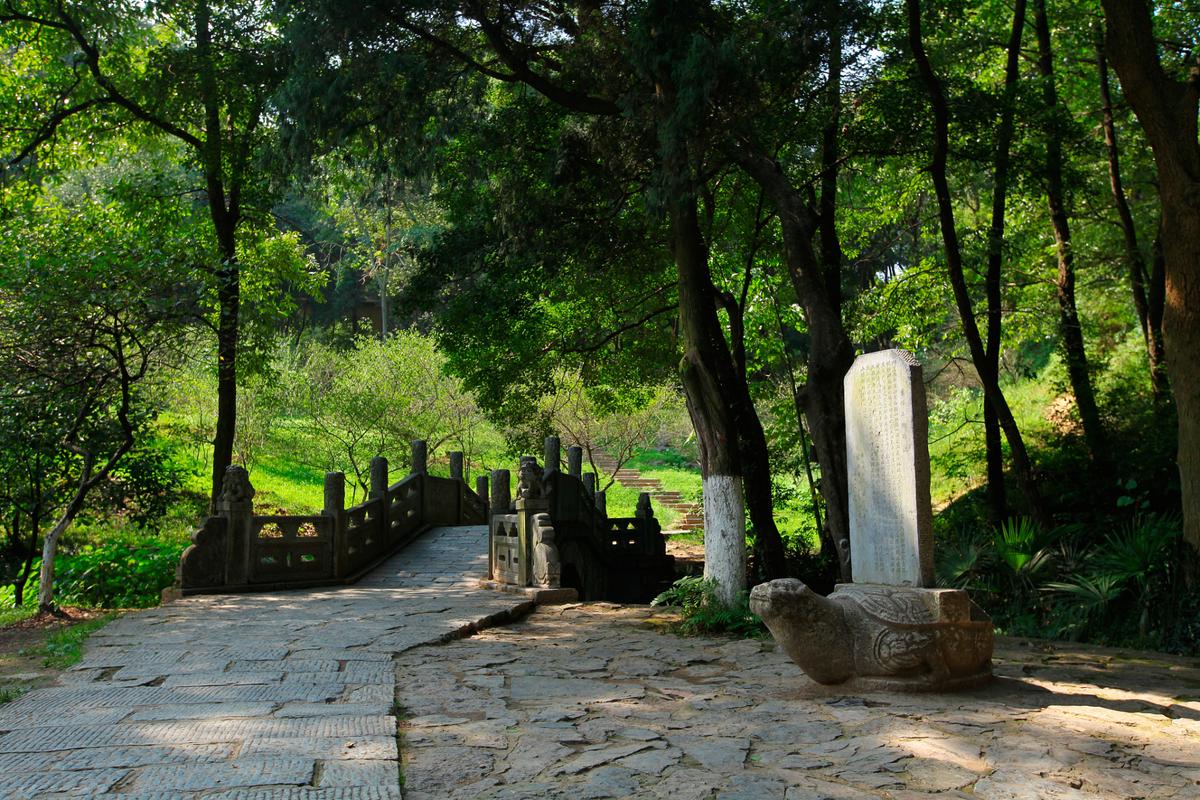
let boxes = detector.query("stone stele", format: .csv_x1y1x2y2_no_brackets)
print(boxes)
751,349,993,691
845,348,933,587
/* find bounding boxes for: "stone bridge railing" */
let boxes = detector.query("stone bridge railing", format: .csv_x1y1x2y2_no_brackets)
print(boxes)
176,440,487,595
487,436,675,603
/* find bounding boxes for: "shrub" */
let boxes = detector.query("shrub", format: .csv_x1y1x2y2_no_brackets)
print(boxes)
652,576,767,638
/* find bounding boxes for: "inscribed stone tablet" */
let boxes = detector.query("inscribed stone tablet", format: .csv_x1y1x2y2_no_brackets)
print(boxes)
844,349,934,587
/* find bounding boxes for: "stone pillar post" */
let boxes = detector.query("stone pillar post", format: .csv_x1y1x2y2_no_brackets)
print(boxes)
516,493,550,588
216,465,255,587
583,472,596,498
411,440,428,475
449,451,464,481
594,489,607,518
324,471,346,578
490,469,511,513
544,436,561,476
370,456,388,500
567,446,583,478
636,492,654,518
476,475,489,506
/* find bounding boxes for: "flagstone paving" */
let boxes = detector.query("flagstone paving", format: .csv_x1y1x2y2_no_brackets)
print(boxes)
397,604,1200,800
0,525,529,799
1,524,1198,799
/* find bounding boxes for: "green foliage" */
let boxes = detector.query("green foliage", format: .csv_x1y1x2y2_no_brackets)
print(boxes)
22,615,116,670
937,513,1196,652
54,539,185,609
652,577,766,638
0,686,27,704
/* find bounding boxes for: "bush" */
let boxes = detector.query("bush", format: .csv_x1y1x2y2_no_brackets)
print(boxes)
54,537,185,608
935,513,1198,653
652,576,767,638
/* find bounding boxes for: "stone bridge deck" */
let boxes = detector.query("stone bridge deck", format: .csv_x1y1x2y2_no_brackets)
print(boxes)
1,525,1198,799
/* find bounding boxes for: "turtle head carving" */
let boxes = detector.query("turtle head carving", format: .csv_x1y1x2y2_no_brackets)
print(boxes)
750,578,856,685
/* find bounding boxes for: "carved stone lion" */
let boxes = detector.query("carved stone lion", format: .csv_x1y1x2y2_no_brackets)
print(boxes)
219,465,255,506
516,459,544,502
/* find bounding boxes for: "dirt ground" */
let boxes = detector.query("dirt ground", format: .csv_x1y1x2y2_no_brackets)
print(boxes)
0,607,110,694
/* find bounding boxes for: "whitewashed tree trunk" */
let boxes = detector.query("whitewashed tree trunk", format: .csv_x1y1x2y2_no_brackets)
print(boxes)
703,475,746,607
36,515,72,611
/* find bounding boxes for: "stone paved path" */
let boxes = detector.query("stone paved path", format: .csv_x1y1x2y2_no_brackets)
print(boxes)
3,526,1199,799
0,525,529,799
397,604,1200,800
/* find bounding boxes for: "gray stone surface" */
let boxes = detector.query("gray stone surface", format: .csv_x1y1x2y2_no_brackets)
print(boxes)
750,580,993,689
0,525,527,798
844,349,934,587
395,603,1200,800
3,523,1195,799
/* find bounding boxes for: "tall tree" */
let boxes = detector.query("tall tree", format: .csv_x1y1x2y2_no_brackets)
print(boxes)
981,0,1028,524
0,0,289,506
1031,0,1109,471
905,0,1050,530
0,181,192,610
1099,0,1200,552
1096,38,1168,400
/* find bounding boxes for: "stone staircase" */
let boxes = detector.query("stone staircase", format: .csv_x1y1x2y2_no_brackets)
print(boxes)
589,451,703,535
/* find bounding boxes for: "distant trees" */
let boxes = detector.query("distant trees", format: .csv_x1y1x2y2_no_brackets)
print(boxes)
285,334,496,501
0,0,300,507
540,370,688,490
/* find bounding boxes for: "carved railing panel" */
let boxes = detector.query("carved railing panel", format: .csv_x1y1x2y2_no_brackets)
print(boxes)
386,475,422,546
485,439,674,602
249,515,334,583
490,514,521,585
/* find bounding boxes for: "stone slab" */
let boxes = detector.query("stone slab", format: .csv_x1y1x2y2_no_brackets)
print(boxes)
844,349,935,587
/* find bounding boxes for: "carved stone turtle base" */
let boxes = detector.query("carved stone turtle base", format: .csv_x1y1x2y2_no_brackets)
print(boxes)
750,579,993,692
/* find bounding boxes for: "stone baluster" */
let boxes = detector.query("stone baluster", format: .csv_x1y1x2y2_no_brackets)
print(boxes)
490,469,511,514
594,489,607,518
411,440,428,475
567,446,583,478
583,472,596,498
449,451,464,481
476,475,489,507
216,465,255,587
544,436,561,476
370,456,388,500
324,471,346,577
636,492,654,518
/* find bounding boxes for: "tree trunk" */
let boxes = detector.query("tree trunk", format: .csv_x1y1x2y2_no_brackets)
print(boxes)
196,0,241,509
1149,230,1167,392
37,454,95,612
13,503,39,608
210,225,240,508
1097,44,1169,399
1100,0,1200,551
735,151,856,580
982,0,1027,524
906,0,1051,531
673,196,748,605
1033,0,1110,471
718,288,787,580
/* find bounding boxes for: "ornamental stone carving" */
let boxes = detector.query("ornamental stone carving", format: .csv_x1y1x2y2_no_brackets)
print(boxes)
531,513,561,588
749,579,993,691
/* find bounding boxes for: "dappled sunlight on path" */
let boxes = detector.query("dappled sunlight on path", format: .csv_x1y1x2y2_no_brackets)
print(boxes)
397,605,1200,799
0,525,527,798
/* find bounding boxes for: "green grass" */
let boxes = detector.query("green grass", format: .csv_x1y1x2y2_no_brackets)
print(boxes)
598,448,705,530
0,686,27,704
0,607,35,628
20,614,116,670
927,373,1059,509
